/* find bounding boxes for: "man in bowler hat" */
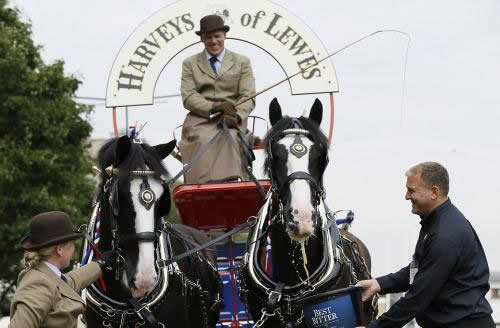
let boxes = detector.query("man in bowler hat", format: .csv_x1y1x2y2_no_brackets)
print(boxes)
9,211,115,328
179,14,256,183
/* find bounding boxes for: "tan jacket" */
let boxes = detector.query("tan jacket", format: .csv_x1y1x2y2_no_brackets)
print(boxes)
179,49,256,184
9,262,101,328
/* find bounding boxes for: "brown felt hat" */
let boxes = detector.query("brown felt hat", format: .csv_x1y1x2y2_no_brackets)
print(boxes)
195,14,230,36
19,211,83,250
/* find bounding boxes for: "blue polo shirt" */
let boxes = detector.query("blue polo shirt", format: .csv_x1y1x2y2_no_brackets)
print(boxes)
369,199,492,328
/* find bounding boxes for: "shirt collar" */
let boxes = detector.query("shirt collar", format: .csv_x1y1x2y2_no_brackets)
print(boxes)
205,49,225,62
419,197,451,225
43,260,62,278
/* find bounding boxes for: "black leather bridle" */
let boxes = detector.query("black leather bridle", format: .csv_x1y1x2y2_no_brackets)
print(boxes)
266,119,327,221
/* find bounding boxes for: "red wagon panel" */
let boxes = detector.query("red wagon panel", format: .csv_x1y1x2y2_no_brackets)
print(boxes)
173,180,271,230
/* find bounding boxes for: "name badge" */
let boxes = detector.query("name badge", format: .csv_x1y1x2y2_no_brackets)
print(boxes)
409,260,418,285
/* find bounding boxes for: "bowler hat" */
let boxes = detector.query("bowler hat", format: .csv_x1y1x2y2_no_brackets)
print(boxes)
195,14,230,36
19,211,83,250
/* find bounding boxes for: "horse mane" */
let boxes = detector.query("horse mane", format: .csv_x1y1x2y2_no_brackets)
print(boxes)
263,116,329,174
97,138,169,190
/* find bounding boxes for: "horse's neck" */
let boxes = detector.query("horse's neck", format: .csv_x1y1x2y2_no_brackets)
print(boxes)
269,208,323,285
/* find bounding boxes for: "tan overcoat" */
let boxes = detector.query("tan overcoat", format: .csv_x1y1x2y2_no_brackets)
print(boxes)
179,49,256,184
9,262,101,328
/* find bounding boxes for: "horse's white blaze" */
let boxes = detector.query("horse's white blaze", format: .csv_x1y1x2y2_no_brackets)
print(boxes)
279,137,315,240
129,178,163,298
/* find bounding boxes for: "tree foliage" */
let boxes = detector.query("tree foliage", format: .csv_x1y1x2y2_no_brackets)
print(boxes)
0,0,95,283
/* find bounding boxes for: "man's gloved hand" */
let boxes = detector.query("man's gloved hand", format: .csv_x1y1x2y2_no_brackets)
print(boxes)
95,250,117,268
223,114,240,128
212,100,237,116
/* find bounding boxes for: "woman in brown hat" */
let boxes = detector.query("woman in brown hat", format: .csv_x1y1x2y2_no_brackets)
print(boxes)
9,211,115,328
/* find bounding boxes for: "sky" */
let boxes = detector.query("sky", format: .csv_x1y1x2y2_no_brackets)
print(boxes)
10,0,500,277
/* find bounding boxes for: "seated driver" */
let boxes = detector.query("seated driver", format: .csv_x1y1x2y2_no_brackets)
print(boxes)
179,14,256,184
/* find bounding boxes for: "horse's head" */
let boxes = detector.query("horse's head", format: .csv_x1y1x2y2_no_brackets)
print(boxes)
97,136,176,298
264,98,329,242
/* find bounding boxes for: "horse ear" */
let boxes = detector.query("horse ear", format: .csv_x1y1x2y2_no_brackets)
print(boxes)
269,98,282,126
115,135,131,165
154,140,176,159
309,98,323,126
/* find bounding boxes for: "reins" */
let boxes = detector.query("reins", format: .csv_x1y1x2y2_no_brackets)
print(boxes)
168,117,266,197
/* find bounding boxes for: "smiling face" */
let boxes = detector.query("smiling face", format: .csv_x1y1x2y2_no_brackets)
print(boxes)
201,30,226,57
405,173,437,216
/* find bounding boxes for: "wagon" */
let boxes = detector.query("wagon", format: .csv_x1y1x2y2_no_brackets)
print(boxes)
103,1,339,326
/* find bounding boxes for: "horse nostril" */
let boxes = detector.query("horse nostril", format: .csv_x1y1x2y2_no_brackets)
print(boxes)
287,221,299,233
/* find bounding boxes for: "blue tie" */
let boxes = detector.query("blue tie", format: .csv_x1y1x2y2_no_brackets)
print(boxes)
209,56,218,75
61,274,68,284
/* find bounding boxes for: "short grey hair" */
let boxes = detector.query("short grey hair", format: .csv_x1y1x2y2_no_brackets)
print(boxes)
406,162,449,196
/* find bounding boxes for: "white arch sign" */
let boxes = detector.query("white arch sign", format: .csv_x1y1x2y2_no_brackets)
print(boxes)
105,0,339,108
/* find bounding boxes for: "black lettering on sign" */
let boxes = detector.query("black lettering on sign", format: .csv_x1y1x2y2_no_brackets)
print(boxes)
242,10,322,79
264,13,282,38
297,55,322,79
142,33,161,49
155,24,175,43
302,67,321,79
241,13,252,27
128,60,149,74
182,14,194,31
289,35,312,56
241,11,266,29
134,45,156,61
117,72,144,90
116,12,194,92
167,16,183,35
276,26,297,46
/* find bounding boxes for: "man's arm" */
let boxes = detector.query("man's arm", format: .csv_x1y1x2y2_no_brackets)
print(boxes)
367,235,459,328
356,266,410,306
235,56,256,121
181,59,216,118
376,264,411,294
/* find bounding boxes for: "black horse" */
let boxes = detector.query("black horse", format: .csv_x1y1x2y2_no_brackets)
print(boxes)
239,99,377,327
82,136,221,328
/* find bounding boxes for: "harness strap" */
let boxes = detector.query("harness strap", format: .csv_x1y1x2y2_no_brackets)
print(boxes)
237,131,266,198
127,297,158,327
266,282,285,314
119,232,158,244
279,171,319,196
322,201,341,247
165,226,217,253
168,127,225,185
158,219,256,267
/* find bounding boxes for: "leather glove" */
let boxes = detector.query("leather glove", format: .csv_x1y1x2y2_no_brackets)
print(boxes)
223,114,240,129
212,101,237,116
95,250,117,268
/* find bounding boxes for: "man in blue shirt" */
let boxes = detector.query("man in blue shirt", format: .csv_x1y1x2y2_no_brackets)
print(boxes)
356,162,494,328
